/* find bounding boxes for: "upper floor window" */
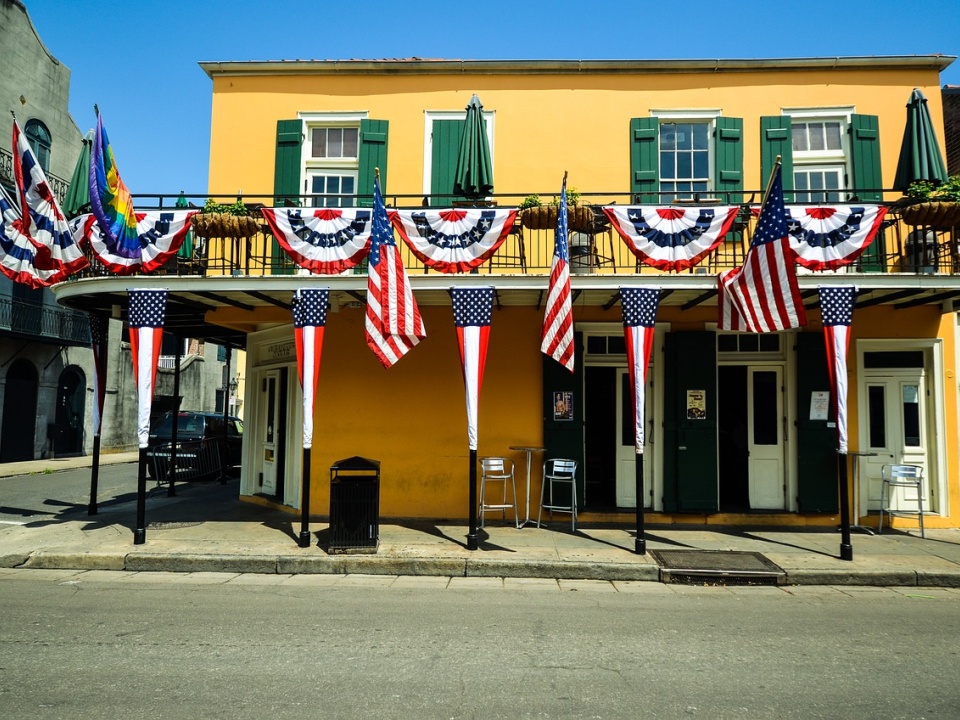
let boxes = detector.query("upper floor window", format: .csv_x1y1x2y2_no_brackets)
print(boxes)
659,122,711,199
302,113,366,208
24,119,51,172
784,110,852,203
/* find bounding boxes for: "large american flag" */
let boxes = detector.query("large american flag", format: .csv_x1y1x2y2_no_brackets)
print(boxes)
541,175,574,372
128,289,167,448
452,287,494,451
820,286,856,454
293,288,329,449
621,288,660,454
718,164,806,333
89,312,108,437
364,175,425,367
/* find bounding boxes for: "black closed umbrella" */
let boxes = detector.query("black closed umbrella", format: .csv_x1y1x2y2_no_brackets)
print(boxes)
453,94,494,200
894,88,948,192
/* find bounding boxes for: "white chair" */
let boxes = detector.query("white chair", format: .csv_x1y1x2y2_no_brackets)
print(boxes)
537,458,578,532
478,457,519,529
878,464,925,538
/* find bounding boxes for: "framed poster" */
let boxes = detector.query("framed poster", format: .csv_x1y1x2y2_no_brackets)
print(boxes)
686,390,706,420
553,391,574,421
809,391,830,421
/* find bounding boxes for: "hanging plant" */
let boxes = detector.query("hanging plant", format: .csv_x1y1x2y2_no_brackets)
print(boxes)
191,198,260,239
900,176,960,228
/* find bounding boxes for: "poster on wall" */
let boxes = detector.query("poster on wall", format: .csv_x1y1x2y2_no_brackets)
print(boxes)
810,391,830,421
553,391,574,421
686,390,706,420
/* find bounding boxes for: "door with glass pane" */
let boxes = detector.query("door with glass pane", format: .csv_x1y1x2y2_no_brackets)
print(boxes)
747,367,786,510
258,370,281,495
861,373,929,513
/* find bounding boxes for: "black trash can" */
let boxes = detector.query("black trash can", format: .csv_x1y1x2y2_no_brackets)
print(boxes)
329,456,380,553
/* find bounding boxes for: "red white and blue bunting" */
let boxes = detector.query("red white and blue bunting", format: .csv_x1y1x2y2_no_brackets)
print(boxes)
71,210,196,275
260,207,372,275
782,205,887,271
602,206,739,271
391,208,518,273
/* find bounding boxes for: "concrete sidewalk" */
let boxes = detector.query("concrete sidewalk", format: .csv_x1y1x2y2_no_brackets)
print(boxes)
1,454,959,586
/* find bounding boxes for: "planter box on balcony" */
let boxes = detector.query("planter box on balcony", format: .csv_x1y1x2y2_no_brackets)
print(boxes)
191,213,260,239
900,201,960,229
519,205,594,232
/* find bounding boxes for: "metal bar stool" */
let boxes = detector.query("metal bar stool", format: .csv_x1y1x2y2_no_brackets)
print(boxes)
478,457,519,529
537,458,578,532
878,464,925,538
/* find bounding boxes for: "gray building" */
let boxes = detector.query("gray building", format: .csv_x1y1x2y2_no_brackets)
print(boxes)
0,0,234,460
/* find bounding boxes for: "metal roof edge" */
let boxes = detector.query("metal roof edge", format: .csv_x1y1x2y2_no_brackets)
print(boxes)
198,56,956,79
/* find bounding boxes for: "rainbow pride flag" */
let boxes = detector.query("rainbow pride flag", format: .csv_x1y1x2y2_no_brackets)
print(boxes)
89,111,140,259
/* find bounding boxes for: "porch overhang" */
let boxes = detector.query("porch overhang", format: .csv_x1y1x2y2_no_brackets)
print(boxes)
53,272,960,351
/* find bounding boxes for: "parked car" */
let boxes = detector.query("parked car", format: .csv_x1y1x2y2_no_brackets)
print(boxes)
146,411,243,481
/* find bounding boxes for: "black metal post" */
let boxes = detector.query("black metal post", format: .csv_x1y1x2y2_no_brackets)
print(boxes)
87,433,101,515
467,449,478,550
635,452,646,554
299,447,311,548
219,347,231,484
134,447,148,544
838,451,853,561
168,341,181,496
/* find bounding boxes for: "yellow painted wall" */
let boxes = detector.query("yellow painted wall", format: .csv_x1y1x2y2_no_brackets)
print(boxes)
208,66,945,201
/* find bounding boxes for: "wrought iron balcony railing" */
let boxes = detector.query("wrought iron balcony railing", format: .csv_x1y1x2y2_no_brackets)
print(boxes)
0,296,91,346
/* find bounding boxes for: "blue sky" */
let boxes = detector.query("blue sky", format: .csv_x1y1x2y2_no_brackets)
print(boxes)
23,0,960,197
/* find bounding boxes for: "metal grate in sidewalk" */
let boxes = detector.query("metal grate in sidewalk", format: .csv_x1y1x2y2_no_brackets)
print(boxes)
651,549,786,586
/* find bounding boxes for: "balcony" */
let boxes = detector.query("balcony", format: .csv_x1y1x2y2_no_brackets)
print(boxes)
0,147,70,205
0,296,91,346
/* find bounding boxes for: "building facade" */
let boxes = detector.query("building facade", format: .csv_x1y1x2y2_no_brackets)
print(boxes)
56,56,960,532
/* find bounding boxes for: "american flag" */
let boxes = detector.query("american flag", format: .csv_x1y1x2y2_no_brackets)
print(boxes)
364,175,425,367
541,175,574,372
89,312,108,437
820,286,856,454
452,287,494,451
621,288,660,454
293,288,329,450
128,289,167,448
718,164,806,333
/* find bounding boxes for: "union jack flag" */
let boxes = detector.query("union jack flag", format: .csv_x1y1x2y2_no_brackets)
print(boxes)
128,289,167,448
820,286,856,453
364,175,425,367
621,287,660,454
541,175,574,372
452,287,494,451
718,163,806,333
293,288,329,449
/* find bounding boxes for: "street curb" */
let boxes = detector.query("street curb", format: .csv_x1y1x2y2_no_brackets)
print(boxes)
786,567,924,586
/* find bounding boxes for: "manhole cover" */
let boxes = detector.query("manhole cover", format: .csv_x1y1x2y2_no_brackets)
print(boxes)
651,549,786,586
147,521,203,530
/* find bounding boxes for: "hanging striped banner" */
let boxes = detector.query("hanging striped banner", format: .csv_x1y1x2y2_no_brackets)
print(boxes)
392,208,517,273
260,207,372,274
603,205,739,271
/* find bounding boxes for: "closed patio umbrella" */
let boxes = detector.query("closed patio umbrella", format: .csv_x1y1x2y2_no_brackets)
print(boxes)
62,130,93,218
893,88,948,192
453,94,494,200
175,191,194,259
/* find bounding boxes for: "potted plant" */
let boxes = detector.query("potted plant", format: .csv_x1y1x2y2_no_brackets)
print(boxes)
900,175,960,228
518,188,594,231
191,198,261,239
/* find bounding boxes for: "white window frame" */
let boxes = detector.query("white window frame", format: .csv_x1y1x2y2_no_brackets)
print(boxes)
650,109,721,199
299,112,367,200
423,109,496,197
783,107,854,201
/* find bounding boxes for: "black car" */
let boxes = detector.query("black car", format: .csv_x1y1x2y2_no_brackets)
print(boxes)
146,411,243,481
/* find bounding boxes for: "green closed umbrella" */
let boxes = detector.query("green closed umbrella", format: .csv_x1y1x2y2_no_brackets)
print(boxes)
453,94,494,200
893,88,948,192
62,130,93,218
175,191,194,259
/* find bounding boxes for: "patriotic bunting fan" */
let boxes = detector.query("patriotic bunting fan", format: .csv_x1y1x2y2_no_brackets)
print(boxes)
392,208,518,273
783,205,887,271
261,207,372,274
71,211,197,274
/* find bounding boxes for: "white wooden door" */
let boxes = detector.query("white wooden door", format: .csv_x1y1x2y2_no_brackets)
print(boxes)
747,367,785,510
615,368,653,508
861,373,929,513
258,369,280,495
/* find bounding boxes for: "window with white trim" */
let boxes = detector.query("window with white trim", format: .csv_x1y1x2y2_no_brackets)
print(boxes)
301,114,365,208
651,110,721,200
786,110,851,203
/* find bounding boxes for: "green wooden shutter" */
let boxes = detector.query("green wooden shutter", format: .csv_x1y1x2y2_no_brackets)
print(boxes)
630,118,659,203
542,334,585,510
714,117,743,204
662,332,718,513
760,116,794,200
430,119,463,207
357,119,389,207
849,114,885,270
795,332,840,513
272,119,303,274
